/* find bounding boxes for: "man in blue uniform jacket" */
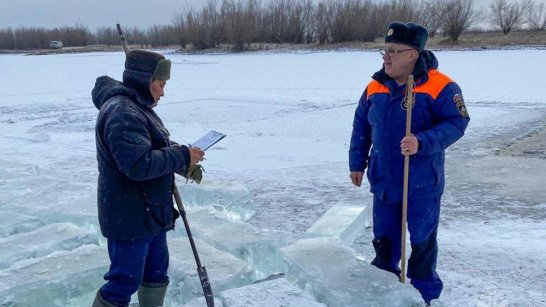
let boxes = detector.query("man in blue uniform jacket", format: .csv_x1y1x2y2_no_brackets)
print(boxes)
349,22,470,305
91,50,205,307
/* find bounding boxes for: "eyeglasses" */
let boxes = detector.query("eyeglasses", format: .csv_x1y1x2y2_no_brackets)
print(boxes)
379,48,414,57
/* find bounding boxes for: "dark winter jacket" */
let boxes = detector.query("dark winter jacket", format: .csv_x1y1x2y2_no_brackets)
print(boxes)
349,51,470,201
92,75,190,240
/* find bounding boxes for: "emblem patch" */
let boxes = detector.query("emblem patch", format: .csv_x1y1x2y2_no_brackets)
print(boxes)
453,93,468,118
387,29,394,36
401,96,415,111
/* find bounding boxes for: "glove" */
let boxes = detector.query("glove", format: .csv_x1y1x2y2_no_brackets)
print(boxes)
183,164,204,184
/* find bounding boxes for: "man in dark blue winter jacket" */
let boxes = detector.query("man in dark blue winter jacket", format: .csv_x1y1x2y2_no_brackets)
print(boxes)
91,50,205,307
349,22,470,305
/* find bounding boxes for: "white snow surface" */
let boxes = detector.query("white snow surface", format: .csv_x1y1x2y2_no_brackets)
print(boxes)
0,48,545,306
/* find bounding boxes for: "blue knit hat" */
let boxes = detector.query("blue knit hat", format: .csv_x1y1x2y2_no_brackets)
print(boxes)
385,22,428,52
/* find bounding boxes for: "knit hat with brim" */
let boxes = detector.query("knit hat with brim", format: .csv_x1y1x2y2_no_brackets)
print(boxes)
385,22,428,52
124,50,171,80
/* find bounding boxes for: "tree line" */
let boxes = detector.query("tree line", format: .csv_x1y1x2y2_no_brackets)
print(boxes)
0,0,544,51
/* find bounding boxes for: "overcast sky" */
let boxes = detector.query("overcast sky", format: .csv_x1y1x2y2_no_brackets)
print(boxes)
0,0,518,31
0,0,204,30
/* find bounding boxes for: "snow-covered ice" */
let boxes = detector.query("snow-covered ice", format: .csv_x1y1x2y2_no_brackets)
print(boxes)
0,48,545,306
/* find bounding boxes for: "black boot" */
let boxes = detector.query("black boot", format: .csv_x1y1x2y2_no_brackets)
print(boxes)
371,237,401,276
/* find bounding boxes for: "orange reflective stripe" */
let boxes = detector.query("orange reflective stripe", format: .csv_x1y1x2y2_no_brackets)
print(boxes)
366,80,390,99
414,69,453,100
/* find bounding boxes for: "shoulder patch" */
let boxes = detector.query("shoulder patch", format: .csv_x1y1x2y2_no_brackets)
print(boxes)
454,93,469,118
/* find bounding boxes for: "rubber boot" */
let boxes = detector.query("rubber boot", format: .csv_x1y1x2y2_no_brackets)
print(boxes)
92,290,117,307
137,282,168,307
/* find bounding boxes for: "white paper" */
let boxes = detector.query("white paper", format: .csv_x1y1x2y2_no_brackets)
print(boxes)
191,130,226,150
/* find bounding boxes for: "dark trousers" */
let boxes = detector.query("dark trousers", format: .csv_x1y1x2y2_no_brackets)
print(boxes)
371,195,443,303
100,231,169,306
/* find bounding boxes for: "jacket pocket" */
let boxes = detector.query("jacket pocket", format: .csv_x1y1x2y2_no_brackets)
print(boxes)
366,155,382,184
139,175,173,227
409,158,437,190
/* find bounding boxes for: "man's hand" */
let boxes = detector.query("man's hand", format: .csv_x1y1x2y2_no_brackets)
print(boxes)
189,147,205,165
350,171,364,187
400,134,419,155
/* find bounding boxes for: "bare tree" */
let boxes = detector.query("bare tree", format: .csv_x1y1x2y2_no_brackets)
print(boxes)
147,25,178,47
417,0,446,37
95,26,119,46
0,25,91,49
489,0,532,34
526,1,546,31
300,0,315,43
328,0,364,43
352,0,382,42
202,0,223,47
387,0,420,22
0,27,16,49
185,10,209,49
172,13,189,49
315,1,329,44
181,3,221,50
177,0,223,50
12,27,48,49
221,0,259,50
284,0,306,43
50,24,91,47
261,0,306,43
124,27,147,47
441,0,480,41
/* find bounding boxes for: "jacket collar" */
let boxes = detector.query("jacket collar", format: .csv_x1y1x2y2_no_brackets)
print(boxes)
372,50,439,92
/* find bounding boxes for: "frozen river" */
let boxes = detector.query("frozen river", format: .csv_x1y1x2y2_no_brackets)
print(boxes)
0,48,545,306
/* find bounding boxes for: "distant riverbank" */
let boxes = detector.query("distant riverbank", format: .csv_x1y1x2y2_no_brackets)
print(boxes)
2,30,545,55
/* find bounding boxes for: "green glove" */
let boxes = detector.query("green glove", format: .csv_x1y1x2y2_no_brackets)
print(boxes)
183,164,204,184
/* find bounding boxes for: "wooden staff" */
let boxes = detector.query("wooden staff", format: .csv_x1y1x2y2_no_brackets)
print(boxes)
400,75,415,283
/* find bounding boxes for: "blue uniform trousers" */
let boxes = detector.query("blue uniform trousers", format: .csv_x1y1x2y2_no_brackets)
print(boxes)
99,231,169,306
371,195,443,303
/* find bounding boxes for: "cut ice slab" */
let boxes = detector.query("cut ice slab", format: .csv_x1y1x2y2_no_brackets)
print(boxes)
179,209,287,280
0,210,43,237
177,180,255,221
0,223,98,269
220,277,325,307
305,201,372,244
0,159,64,206
180,296,224,307
281,237,422,307
197,277,325,307
165,236,254,305
0,165,57,206
0,244,108,306
2,182,98,228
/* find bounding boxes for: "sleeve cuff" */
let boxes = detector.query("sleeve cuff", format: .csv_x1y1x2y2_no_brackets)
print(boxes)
179,145,191,171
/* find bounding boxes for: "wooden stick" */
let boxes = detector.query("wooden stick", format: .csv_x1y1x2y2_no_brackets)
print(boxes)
400,75,415,283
